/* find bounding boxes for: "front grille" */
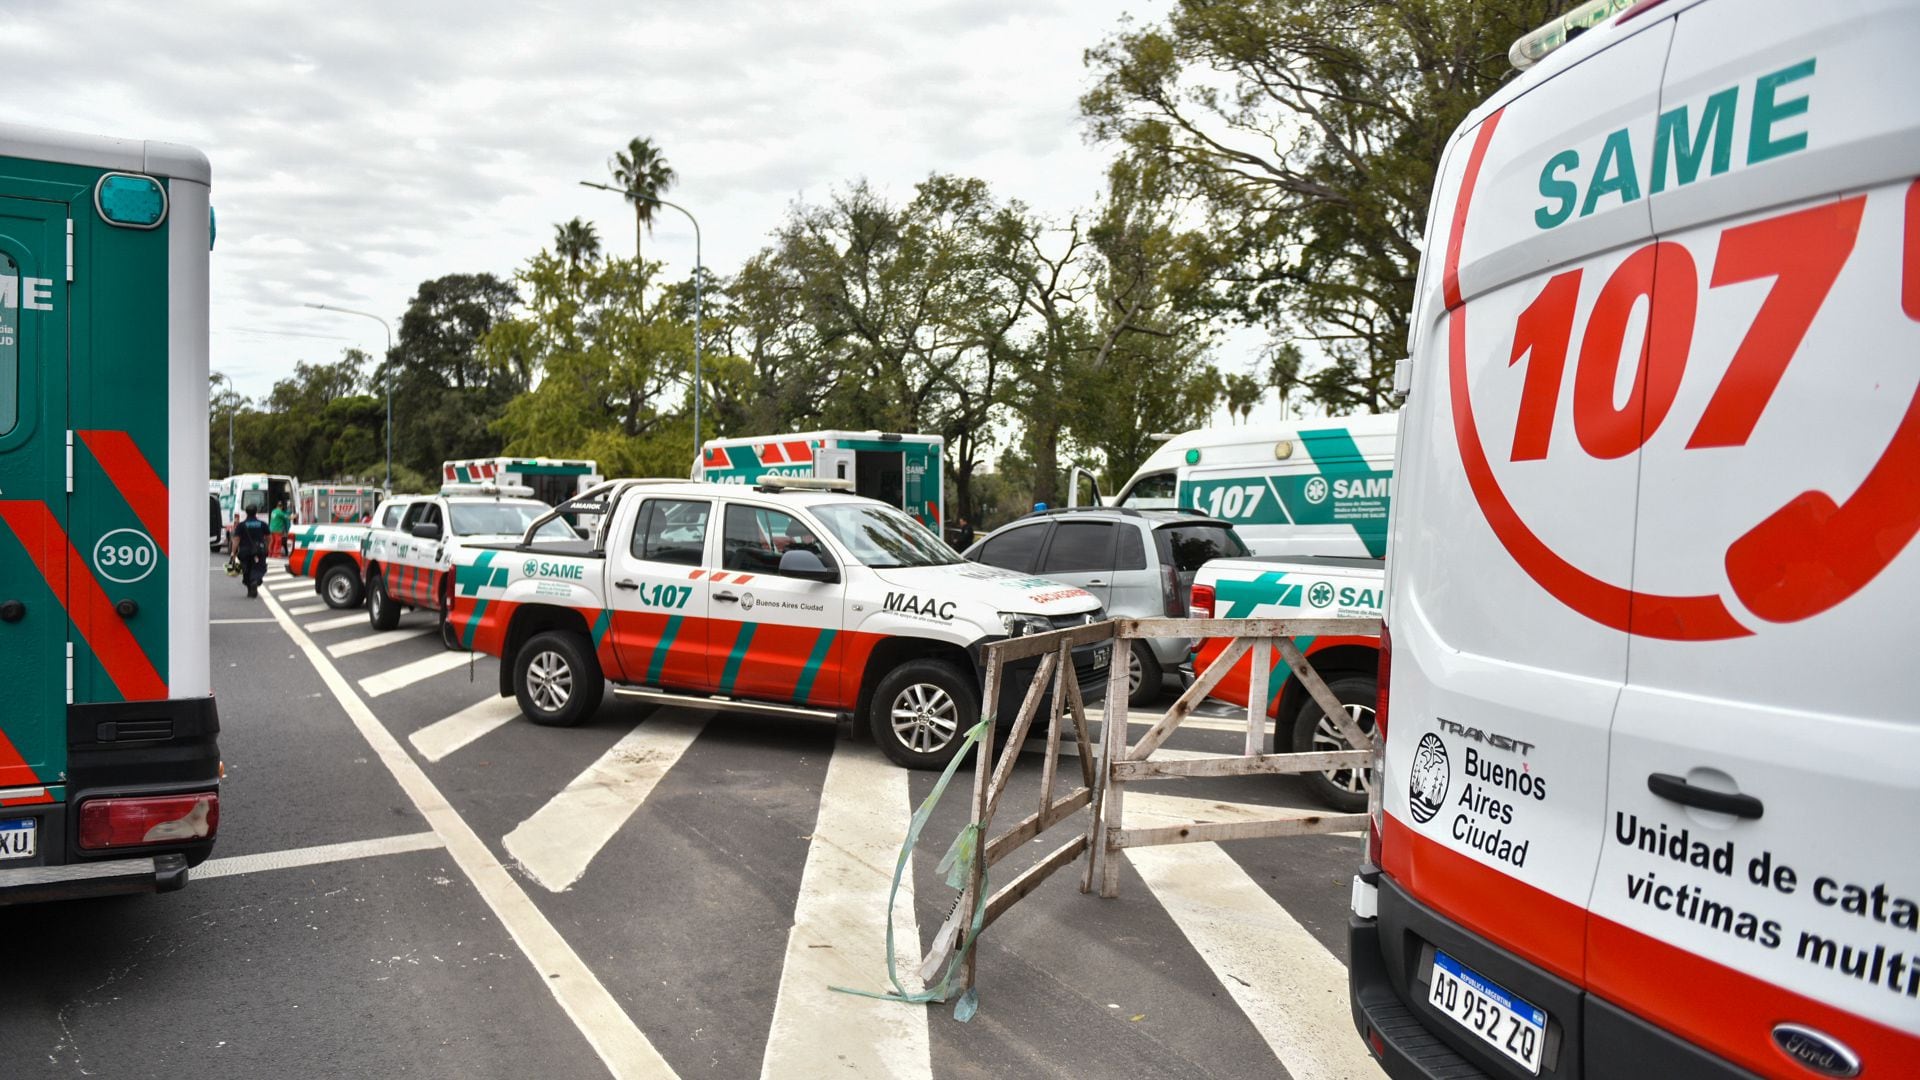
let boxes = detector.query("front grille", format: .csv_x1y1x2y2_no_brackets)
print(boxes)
1048,608,1105,630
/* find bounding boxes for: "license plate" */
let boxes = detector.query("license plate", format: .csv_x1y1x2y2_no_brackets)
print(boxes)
1428,950,1546,1073
1091,646,1110,670
0,818,36,861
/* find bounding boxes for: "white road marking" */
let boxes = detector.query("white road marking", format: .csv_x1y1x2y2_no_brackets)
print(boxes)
1130,843,1384,1080
210,617,278,625
503,715,707,892
1127,710,1261,736
260,589,677,1079
328,627,434,659
285,602,330,616
410,696,523,762
268,580,310,594
1023,740,1225,763
305,612,370,633
195,831,443,880
761,739,929,1080
359,650,473,697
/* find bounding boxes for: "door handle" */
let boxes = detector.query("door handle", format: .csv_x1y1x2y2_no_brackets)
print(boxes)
714,591,740,603
1647,773,1764,820
615,579,639,591
1085,579,1108,587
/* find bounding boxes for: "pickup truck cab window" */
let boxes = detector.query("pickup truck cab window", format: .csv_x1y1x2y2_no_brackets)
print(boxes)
810,502,957,569
400,501,439,532
449,499,571,541
379,502,406,529
631,499,710,566
723,503,829,574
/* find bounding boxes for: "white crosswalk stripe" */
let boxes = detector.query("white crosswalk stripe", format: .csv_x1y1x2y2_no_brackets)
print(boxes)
1131,842,1384,1079
503,715,707,892
1127,710,1263,736
305,612,370,632
358,650,473,697
761,739,929,1080
328,627,434,659
410,696,523,762
284,602,330,616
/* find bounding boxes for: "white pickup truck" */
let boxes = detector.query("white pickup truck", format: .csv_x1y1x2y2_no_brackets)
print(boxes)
360,483,574,637
1189,554,1383,811
446,478,1111,768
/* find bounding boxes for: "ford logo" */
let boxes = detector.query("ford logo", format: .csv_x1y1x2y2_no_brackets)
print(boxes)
1771,1024,1860,1078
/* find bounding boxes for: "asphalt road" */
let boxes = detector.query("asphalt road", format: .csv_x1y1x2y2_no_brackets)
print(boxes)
0,558,1385,1080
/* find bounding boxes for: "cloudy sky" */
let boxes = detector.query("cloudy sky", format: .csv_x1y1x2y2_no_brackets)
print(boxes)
10,0,1251,403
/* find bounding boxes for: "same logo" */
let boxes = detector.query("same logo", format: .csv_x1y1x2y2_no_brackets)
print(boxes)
1303,476,1330,504
1408,733,1450,824
522,559,539,576
1308,582,1336,608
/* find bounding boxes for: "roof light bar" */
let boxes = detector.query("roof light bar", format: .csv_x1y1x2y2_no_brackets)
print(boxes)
1509,0,1636,70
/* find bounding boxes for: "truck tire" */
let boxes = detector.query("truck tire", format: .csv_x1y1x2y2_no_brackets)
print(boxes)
367,571,401,630
321,563,364,609
869,659,978,770
1126,641,1163,708
513,630,604,727
437,581,460,651
1289,673,1377,813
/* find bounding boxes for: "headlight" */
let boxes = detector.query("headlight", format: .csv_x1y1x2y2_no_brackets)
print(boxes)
1001,612,1053,637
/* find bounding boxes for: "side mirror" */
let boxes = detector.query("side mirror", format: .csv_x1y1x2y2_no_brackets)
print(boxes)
778,547,839,583
410,522,444,541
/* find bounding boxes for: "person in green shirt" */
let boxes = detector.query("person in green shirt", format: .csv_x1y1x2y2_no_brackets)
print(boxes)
268,501,291,559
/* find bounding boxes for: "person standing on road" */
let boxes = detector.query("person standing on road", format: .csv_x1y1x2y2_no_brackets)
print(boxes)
268,500,291,559
954,517,975,548
235,507,271,597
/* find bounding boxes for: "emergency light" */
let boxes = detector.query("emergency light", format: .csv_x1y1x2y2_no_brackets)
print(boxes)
1509,0,1638,69
94,172,167,228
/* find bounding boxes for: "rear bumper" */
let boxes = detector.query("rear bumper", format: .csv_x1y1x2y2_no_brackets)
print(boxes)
1350,869,1758,1080
0,853,189,906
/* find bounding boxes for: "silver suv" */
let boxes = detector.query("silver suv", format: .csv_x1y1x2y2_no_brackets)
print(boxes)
963,508,1247,706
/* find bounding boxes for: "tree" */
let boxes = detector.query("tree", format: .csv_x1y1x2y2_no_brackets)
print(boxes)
609,136,677,261
383,273,523,475
553,217,602,283
1082,0,1559,413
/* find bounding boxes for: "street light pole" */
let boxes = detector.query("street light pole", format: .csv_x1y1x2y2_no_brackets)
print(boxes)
580,180,704,456
211,371,235,476
305,303,393,491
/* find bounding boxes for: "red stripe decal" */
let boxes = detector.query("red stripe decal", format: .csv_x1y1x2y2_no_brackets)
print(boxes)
0,726,44,789
0,500,168,701
762,443,786,464
689,569,706,580
732,574,753,584
78,430,171,557
783,441,812,462
709,573,730,584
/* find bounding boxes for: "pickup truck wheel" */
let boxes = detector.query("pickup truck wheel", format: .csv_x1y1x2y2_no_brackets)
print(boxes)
322,564,364,609
437,581,460,650
870,660,977,770
1126,641,1163,707
367,572,401,630
1289,674,1376,813
514,631,603,727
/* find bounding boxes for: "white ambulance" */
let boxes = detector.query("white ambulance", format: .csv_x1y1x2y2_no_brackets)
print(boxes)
360,482,571,637
1102,414,1397,558
1352,1,1920,1078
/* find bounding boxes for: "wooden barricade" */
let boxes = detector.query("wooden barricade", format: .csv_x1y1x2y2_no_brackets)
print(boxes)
917,615,1379,1001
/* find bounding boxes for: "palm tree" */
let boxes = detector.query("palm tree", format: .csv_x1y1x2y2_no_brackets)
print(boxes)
553,217,601,281
608,136,677,261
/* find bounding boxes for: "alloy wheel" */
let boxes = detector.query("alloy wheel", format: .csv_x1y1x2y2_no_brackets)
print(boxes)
890,683,959,755
1310,703,1376,794
526,650,574,713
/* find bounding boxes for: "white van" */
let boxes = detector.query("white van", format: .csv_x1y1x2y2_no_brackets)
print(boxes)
1104,414,1396,557
1352,1,1920,1078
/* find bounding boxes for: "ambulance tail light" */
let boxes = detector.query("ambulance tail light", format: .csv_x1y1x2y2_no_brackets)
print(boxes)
1367,623,1390,867
1190,583,1215,620
78,793,219,851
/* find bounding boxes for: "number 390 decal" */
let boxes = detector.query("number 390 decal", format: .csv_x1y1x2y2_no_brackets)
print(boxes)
1445,110,1920,641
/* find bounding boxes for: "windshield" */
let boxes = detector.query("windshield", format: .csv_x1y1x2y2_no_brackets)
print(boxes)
449,500,575,541
811,502,961,569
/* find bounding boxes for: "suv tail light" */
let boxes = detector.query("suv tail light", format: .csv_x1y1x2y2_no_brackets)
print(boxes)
1190,583,1215,620
78,793,219,851
1366,623,1391,867
1160,565,1182,618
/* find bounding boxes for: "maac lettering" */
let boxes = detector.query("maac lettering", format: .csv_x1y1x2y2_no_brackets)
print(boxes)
884,592,955,620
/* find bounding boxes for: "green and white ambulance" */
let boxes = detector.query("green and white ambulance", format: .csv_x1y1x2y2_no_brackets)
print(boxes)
693,431,946,531
1107,414,1397,558
0,123,221,903
217,471,297,529
441,456,601,512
